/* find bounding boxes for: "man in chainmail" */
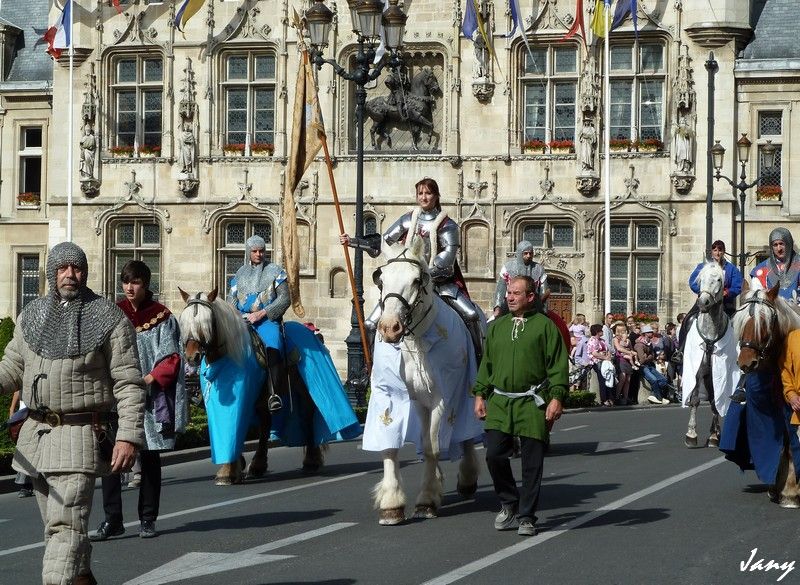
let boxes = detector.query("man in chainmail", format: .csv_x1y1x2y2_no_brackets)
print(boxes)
750,227,800,302
228,235,290,411
0,242,145,585
493,240,547,318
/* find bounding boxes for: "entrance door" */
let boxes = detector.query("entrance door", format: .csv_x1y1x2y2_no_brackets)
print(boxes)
548,277,573,322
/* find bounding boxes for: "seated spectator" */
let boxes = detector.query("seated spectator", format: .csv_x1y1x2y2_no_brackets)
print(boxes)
634,325,671,405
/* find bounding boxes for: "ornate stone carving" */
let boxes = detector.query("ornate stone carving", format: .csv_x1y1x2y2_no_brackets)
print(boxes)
579,54,600,114
578,117,597,172
201,169,279,234
576,175,600,197
94,170,172,235
177,57,199,196
670,173,695,194
80,63,100,197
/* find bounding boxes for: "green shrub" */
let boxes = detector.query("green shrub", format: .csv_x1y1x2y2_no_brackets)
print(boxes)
565,390,597,409
0,318,16,460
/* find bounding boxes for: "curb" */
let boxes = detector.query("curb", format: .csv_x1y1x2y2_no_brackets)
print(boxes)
0,439,265,495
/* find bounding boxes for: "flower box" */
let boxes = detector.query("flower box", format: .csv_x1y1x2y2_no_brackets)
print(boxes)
223,144,245,156
139,145,161,158
609,139,632,152
636,139,663,152
17,192,40,206
548,140,574,154
522,140,546,154
251,143,274,157
109,146,134,158
756,185,782,202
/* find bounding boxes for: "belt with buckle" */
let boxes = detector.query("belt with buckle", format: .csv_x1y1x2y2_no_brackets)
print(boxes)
28,410,117,428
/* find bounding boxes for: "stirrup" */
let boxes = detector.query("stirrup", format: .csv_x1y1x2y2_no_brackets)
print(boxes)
268,394,283,413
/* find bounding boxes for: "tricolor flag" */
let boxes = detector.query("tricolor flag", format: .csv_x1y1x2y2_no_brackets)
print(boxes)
462,0,493,61
508,0,535,64
560,0,587,45
52,0,71,53
590,0,611,38
283,38,326,317
42,25,61,59
174,0,205,32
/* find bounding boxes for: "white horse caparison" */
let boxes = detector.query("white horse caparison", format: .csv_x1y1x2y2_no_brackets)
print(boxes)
370,237,480,525
682,262,737,447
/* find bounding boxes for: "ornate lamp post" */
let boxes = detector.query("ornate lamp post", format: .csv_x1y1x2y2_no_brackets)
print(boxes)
711,134,778,274
305,0,408,404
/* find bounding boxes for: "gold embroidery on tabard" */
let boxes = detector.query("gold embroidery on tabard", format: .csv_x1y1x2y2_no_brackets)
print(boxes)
379,408,393,426
135,310,168,332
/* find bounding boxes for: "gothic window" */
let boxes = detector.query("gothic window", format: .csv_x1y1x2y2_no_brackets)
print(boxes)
107,219,162,301
608,42,666,143
110,54,163,149
16,253,41,311
221,51,276,149
330,267,347,298
757,110,782,201
463,222,489,274
519,44,579,145
522,220,575,249
606,220,661,315
18,126,42,206
216,217,273,291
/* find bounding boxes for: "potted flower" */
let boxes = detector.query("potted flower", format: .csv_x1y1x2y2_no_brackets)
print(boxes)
109,145,134,158
17,192,40,207
756,184,783,202
548,139,574,154
636,137,663,152
632,311,659,324
223,143,245,156
609,138,632,152
139,144,161,158
251,142,275,157
522,138,545,154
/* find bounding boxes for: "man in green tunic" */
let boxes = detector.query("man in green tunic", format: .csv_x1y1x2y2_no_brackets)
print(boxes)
473,275,569,536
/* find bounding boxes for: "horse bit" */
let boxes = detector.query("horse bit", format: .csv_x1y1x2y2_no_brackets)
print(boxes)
373,255,433,338
737,295,778,364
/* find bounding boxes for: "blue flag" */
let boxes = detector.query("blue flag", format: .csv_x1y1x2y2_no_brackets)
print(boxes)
611,0,638,35
462,0,478,38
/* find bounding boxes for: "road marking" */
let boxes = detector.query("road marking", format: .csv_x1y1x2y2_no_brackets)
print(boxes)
595,433,660,453
420,456,726,585
0,471,371,558
559,425,588,432
124,522,356,584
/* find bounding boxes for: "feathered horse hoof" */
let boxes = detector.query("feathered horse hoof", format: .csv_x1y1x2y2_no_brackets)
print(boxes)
413,504,438,519
378,507,406,526
684,434,698,448
456,479,477,499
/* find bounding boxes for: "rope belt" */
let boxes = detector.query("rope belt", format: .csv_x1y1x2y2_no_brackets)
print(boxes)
493,381,548,407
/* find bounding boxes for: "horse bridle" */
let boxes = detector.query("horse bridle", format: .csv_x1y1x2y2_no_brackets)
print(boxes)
372,255,433,338
185,293,216,352
737,295,779,365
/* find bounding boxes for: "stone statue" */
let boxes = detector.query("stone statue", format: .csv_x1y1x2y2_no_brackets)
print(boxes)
177,121,196,177
580,54,600,113
384,67,410,120
472,30,489,80
673,115,694,173
578,118,597,172
675,49,693,111
79,124,96,179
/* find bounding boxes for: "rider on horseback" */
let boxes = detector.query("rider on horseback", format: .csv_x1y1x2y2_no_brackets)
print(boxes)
493,240,547,318
384,66,410,121
340,177,485,361
750,227,800,301
227,235,289,412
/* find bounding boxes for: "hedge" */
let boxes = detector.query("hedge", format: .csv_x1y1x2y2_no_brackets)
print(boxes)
0,317,16,472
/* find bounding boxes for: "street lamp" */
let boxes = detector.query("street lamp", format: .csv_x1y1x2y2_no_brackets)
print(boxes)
712,134,778,274
305,0,407,405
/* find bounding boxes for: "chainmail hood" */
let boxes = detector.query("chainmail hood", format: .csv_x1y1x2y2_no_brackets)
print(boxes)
232,236,281,298
508,241,544,285
768,227,800,289
19,242,123,359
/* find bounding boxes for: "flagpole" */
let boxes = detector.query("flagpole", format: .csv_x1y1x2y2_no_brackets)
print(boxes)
67,0,74,242
603,1,611,315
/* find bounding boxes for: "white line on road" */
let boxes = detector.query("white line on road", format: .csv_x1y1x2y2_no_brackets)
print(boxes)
0,471,372,558
420,456,726,585
625,434,660,443
559,425,588,432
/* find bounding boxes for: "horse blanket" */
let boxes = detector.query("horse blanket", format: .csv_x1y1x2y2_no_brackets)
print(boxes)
680,321,740,417
719,370,800,484
362,295,484,460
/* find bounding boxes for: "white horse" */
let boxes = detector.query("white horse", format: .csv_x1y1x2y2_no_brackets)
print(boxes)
362,236,484,525
682,262,740,447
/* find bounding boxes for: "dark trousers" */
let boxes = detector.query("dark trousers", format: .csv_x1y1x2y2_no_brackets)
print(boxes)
102,450,162,524
485,429,546,523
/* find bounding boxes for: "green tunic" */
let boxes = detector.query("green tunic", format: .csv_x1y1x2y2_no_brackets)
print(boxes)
472,310,569,442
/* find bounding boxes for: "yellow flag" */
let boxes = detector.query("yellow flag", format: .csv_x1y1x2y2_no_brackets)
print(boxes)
590,0,610,38
282,48,325,318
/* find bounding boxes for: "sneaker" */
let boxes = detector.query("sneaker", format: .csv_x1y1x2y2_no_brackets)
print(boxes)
127,473,142,489
139,520,158,539
647,395,661,405
517,518,536,536
90,521,125,542
494,505,518,531
17,488,33,498
661,398,671,405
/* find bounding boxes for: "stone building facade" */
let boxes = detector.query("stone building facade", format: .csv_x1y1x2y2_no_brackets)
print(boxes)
0,0,796,376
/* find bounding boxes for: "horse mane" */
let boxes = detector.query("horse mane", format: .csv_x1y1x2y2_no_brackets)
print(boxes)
693,261,724,288
733,288,800,340
178,292,250,364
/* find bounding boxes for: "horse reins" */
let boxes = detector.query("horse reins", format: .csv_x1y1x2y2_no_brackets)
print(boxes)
375,255,434,338
737,295,779,366
185,293,218,353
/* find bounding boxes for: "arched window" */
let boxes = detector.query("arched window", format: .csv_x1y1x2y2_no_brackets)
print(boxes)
107,218,162,300
109,53,164,149
330,267,347,298
605,219,661,315
215,216,274,291
220,50,277,149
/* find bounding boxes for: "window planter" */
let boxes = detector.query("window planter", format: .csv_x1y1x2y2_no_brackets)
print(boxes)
251,143,274,157
548,141,574,154
251,150,274,157
17,193,40,207
609,140,632,152
636,140,663,153
223,144,246,157
756,186,782,202
109,148,134,159
522,141,546,155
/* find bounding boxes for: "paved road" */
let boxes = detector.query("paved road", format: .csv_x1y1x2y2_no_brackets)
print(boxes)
0,405,797,585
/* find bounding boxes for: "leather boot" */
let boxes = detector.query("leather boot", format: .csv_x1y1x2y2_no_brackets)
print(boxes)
73,572,98,585
266,348,288,413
